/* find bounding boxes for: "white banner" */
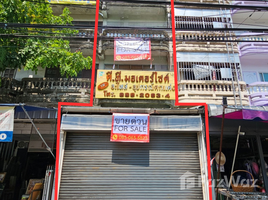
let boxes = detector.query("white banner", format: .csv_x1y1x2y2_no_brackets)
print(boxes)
114,39,151,61
112,113,149,134
111,113,150,143
0,107,14,142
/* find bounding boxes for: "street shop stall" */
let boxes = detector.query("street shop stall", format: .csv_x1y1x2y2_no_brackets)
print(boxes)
55,108,210,200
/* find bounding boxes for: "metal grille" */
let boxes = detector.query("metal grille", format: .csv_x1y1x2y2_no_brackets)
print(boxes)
178,62,241,81
59,132,203,199
175,16,231,29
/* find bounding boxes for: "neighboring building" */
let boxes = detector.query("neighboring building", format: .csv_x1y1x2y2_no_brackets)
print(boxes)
1,0,268,199
232,0,268,107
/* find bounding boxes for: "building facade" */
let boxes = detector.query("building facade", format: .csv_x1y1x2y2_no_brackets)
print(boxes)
1,0,268,199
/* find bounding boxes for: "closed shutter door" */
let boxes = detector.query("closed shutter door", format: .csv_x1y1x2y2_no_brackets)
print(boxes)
59,132,203,199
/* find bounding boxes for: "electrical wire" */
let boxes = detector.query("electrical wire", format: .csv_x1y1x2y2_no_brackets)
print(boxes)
248,10,267,21
3,23,268,32
21,0,268,11
1,33,268,44
3,26,268,39
236,11,255,28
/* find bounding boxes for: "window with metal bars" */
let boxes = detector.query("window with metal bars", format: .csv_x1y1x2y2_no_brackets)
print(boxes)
175,16,231,29
1,69,16,78
178,62,241,81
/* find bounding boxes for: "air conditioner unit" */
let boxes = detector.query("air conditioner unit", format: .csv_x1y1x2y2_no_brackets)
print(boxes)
17,141,29,149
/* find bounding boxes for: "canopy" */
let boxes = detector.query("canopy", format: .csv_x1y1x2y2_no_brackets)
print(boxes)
208,104,268,122
0,104,57,119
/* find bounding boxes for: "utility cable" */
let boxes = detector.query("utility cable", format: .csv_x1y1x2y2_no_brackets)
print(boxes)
20,104,56,159
21,0,268,11
1,33,268,43
3,23,268,32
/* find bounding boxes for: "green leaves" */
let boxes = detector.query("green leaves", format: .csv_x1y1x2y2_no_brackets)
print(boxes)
0,0,92,76
21,39,92,77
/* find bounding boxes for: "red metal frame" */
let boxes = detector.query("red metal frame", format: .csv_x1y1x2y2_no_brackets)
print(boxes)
171,0,212,198
54,0,212,199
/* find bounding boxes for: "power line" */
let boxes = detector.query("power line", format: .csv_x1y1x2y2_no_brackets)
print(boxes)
1,33,268,43
21,0,268,11
103,0,268,11
2,23,268,32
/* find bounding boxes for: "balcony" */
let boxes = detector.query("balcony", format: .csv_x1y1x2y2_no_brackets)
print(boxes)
0,77,91,106
1,76,251,106
0,78,22,102
239,42,268,57
247,82,268,106
178,80,249,105
177,60,249,106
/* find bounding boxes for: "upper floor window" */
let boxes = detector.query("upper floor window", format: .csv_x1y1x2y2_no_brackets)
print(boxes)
260,73,268,82
175,8,232,29
1,69,16,78
175,16,231,29
178,62,239,81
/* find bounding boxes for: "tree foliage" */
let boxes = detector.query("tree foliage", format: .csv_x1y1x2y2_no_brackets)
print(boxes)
0,0,92,77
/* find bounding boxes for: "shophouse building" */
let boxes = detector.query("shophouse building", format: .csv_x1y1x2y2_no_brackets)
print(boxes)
0,0,268,199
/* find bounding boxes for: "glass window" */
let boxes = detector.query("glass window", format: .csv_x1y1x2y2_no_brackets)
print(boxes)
45,67,62,78
1,69,16,78
260,73,268,82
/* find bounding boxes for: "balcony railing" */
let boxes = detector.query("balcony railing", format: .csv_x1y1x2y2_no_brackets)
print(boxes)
247,82,268,106
1,77,252,106
239,42,268,57
0,78,91,105
0,78,22,102
21,78,91,93
178,80,249,105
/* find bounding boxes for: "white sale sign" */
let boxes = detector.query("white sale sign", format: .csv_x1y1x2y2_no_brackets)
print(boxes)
0,107,14,142
111,113,150,143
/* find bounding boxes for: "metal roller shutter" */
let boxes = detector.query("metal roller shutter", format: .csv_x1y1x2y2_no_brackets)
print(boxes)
59,132,203,199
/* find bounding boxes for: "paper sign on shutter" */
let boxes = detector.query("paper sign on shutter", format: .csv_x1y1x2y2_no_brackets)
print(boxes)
110,113,150,143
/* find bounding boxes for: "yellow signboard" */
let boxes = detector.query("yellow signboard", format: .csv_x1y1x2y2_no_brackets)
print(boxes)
96,70,175,100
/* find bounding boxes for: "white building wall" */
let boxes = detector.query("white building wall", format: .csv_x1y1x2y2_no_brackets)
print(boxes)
241,60,268,84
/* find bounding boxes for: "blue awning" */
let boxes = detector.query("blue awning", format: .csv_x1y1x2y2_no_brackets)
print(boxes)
0,104,57,119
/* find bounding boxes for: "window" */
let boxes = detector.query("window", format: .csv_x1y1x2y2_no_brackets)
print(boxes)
76,69,92,78
175,16,231,29
1,69,16,78
178,62,240,81
260,73,268,82
45,67,62,78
